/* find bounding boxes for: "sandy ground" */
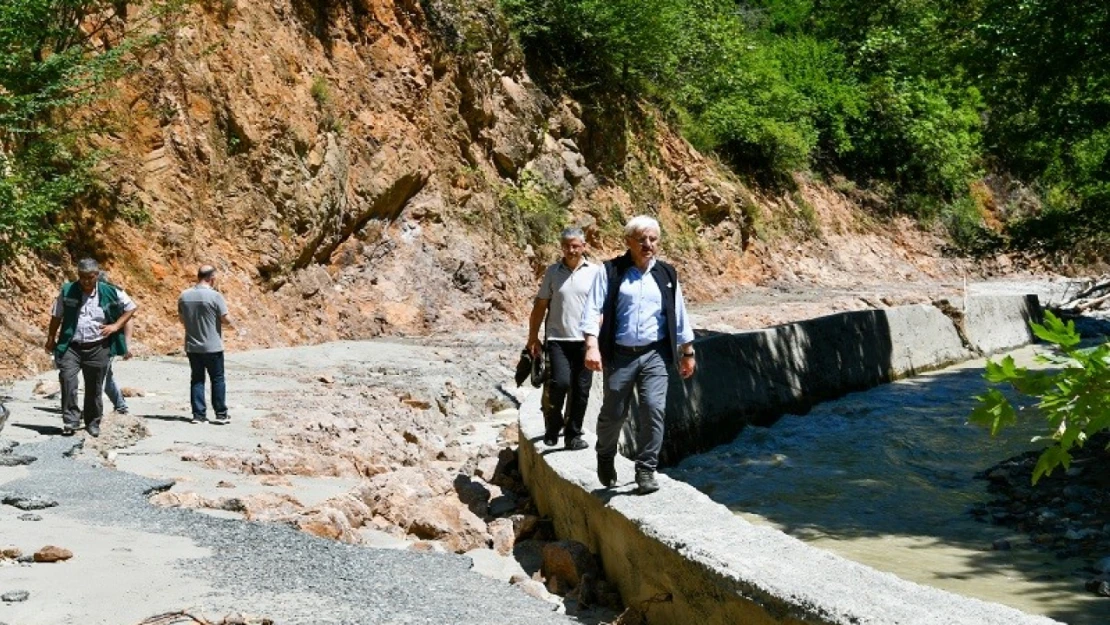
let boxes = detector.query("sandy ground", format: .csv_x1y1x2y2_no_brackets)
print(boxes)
0,340,582,625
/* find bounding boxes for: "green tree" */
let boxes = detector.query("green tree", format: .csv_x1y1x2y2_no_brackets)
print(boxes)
0,0,174,264
971,311,1110,484
499,0,688,91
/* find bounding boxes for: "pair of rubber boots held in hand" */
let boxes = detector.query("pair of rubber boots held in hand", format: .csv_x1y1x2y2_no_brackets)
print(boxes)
514,348,547,388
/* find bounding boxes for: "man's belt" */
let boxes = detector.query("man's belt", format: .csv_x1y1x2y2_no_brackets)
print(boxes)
71,338,107,349
614,340,665,356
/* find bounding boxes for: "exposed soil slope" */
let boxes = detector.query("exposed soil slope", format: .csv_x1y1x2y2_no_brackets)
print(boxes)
0,0,1029,382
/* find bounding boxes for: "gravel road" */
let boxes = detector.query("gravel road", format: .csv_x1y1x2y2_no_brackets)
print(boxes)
1,436,578,625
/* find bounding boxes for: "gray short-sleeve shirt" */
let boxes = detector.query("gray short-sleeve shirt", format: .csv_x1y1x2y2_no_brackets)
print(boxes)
178,285,229,353
536,259,600,341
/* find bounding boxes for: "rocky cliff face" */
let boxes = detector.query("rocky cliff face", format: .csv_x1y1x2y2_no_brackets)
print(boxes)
0,0,967,380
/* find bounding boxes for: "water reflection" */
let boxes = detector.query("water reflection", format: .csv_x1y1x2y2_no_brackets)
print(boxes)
670,347,1110,624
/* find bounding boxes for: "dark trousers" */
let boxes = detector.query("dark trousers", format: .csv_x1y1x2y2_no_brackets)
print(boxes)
542,340,593,443
188,351,227,419
58,341,110,428
595,346,670,473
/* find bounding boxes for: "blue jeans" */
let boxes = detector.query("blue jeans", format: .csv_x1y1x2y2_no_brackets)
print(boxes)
103,359,128,412
188,352,226,419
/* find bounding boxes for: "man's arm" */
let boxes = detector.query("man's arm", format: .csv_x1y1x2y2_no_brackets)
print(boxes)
221,313,239,331
45,316,61,354
102,307,136,337
526,298,549,357
102,288,137,337
674,281,696,379
217,291,245,337
582,269,608,372
122,318,134,359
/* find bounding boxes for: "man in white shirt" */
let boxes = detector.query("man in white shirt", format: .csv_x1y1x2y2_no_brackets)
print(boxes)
45,258,138,437
581,216,696,494
526,227,602,450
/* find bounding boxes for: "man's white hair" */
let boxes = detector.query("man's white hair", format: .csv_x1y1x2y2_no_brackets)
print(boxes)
624,215,660,239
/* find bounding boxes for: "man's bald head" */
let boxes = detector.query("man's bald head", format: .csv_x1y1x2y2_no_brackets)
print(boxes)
197,265,217,283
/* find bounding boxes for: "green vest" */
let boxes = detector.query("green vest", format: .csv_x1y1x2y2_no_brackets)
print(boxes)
55,281,128,358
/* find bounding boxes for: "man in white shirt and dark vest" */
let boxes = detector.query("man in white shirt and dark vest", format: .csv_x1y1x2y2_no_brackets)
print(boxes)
526,227,602,450
45,258,138,437
582,215,697,495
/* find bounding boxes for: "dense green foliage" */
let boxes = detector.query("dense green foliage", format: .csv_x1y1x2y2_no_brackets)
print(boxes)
971,311,1110,484
0,1,170,264
499,0,1110,256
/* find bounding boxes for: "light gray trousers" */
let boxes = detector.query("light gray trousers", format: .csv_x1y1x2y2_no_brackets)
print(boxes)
595,346,670,473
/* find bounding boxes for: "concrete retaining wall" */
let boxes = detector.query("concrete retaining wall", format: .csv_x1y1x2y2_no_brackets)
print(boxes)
519,295,1056,625
656,295,1040,465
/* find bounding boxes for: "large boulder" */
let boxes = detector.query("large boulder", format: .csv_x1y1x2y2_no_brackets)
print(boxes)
541,540,599,589
360,467,491,553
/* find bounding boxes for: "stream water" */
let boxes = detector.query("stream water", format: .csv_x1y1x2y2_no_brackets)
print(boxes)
670,346,1110,624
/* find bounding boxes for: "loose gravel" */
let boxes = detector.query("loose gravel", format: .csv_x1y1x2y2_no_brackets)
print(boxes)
1,438,578,625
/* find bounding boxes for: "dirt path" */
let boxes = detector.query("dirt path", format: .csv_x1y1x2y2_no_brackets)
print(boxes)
1,332,624,624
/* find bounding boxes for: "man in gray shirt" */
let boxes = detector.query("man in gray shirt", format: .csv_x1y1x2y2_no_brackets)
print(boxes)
178,265,239,424
526,227,601,450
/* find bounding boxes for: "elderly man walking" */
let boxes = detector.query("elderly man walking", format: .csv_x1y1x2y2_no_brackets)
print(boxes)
178,265,239,424
526,227,602,450
582,215,696,494
45,258,138,437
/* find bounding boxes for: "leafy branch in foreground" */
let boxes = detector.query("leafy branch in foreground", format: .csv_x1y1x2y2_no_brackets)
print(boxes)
0,0,180,265
970,310,1110,484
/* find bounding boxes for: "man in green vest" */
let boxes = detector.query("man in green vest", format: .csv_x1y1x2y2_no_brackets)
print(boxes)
45,258,138,437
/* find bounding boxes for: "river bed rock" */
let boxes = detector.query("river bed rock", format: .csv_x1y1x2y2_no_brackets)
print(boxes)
33,546,73,563
973,431,1110,598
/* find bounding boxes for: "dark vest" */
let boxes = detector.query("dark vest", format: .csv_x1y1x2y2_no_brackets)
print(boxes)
55,281,127,358
599,252,679,364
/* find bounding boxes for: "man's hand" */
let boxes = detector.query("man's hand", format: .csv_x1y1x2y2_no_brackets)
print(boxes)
526,337,543,358
100,322,120,337
44,337,55,354
584,345,603,372
123,350,134,361
679,356,696,379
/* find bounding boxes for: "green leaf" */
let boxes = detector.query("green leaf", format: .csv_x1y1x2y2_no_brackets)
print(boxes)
1031,445,1072,485
969,388,1017,436
1031,311,1082,349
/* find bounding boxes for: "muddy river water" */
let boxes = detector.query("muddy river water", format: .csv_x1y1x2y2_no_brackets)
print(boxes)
670,345,1109,624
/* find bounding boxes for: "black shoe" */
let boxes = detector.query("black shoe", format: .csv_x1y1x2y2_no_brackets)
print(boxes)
565,438,588,451
190,415,207,424
635,470,659,495
86,423,100,438
543,435,558,446
597,456,617,487
61,426,75,437
212,414,230,425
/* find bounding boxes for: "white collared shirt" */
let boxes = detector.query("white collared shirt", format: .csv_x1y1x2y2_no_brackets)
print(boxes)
51,286,136,344
580,259,694,346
